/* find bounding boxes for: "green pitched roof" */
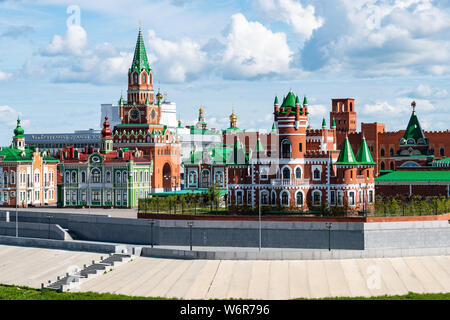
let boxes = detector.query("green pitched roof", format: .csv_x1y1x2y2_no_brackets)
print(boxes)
375,171,450,183
256,138,265,152
335,137,358,165
281,91,296,108
403,111,426,143
129,27,151,74
356,137,376,165
0,146,57,162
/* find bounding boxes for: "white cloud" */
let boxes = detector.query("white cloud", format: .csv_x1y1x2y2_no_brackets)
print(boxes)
322,0,450,77
221,13,293,79
0,71,12,82
0,105,30,128
410,84,448,99
255,0,324,40
146,30,209,83
42,25,87,56
362,98,435,116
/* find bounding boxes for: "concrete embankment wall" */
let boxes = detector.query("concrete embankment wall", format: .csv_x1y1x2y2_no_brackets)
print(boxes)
0,221,71,240
0,210,449,250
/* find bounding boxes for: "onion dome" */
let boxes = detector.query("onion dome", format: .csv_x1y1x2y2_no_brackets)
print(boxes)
101,116,113,139
14,118,24,137
229,109,237,123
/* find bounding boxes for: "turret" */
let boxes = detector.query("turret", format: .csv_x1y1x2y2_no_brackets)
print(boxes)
13,118,25,151
101,116,113,154
274,96,279,113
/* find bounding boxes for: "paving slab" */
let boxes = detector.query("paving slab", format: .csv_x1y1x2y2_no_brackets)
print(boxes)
288,261,310,299
184,260,221,299
247,260,270,300
205,260,235,299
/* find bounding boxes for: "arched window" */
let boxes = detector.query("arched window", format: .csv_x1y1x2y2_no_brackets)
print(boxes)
390,162,394,171
71,171,77,183
313,168,321,180
123,171,128,184
106,171,112,183
116,171,121,183
348,191,356,206
380,161,385,170
10,171,15,185
296,191,303,206
133,73,138,84
201,170,210,187
440,147,445,157
260,191,269,205
282,167,290,180
214,171,224,185
271,191,277,206
139,171,143,183
295,167,302,179
381,148,385,157
91,168,101,183
65,171,70,184
281,191,289,206
312,190,321,206
390,148,394,157
281,139,291,158
81,171,86,183
350,102,353,112
142,73,146,84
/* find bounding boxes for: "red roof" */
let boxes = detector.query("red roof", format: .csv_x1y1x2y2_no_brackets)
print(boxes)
58,146,152,164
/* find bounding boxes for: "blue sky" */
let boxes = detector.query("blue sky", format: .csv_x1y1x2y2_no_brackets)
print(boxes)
0,0,449,145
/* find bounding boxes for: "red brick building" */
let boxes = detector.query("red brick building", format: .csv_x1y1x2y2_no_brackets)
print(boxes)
112,26,181,193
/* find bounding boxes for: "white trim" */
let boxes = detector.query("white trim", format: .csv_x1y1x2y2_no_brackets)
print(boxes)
295,190,304,207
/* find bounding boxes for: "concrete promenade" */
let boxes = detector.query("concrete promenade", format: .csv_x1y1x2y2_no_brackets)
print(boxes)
1,245,449,299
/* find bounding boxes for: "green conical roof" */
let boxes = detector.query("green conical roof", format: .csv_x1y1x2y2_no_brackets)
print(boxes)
119,95,124,105
335,137,358,165
322,118,327,127
256,138,265,152
303,96,308,105
356,137,376,165
129,27,151,74
403,110,426,143
281,91,296,108
14,118,24,137
332,118,336,128
274,96,279,105
295,96,300,105
271,122,277,133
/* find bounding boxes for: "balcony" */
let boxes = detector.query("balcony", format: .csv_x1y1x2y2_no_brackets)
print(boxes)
271,179,310,186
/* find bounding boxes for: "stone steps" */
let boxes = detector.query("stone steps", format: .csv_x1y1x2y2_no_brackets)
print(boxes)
42,253,133,292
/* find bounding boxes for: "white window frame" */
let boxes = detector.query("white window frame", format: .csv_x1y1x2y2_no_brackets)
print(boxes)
295,190,304,207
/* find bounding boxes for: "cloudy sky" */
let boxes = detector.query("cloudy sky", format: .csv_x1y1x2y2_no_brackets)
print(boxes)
0,0,449,145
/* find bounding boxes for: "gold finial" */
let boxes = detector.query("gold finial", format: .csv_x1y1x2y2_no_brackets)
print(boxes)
139,20,142,27
230,107,237,123
199,106,203,114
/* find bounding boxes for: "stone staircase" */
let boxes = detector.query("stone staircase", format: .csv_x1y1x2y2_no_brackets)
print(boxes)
42,253,133,292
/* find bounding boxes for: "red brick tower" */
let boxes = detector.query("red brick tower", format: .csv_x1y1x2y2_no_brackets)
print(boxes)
330,98,357,134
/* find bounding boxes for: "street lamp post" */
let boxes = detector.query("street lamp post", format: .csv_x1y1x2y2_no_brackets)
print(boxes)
325,222,332,251
187,221,193,251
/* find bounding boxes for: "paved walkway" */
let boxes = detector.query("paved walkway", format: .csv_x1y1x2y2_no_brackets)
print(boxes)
73,255,450,299
0,245,104,289
1,245,449,299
